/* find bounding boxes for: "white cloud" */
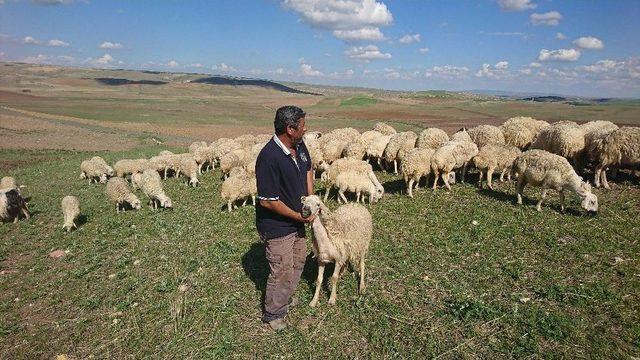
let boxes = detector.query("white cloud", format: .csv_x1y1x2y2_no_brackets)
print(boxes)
300,62,323,77
22,54,48,63
418,47,429,54
530,11,562,26
425,65,469,79
556,32,566,40
23,36,42,45
573,36,604,50
167,60,179,68
47,39,69,47
333,27,385,41
100,41,123,49
497,0,536,11
475,64,494,78
22,53,75,65
213,63,237,72
538,48,581,62
519,68,533,75
190,63,203,68
345,44,391,61
0,52,4,59
95,53,115,65
529,62,542,68
329,68,355,79
495,61,509,70
475,61,509,78
275,68,285,74
399,33,420,44
485,31,525,36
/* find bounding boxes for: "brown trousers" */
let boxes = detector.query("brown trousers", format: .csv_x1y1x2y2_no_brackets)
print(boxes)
262,232,307,322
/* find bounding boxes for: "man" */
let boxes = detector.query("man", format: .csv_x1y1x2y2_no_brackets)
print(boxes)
255,105,315,331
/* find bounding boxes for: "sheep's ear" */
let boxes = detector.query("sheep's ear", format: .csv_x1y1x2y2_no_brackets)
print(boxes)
301,196,306,202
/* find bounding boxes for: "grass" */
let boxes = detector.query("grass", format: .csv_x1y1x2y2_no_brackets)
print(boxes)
340,96,378,107
1,148,639,358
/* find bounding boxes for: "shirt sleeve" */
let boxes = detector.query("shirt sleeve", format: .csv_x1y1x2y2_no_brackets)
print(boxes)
301,142,312,172
256,154,280,201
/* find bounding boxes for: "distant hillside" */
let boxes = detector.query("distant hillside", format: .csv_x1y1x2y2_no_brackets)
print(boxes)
94,78,168,86
191,76,323,96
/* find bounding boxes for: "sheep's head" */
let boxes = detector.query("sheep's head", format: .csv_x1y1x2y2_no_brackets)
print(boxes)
160,195,173,209
373,184,384,202
105,166,114,177
189,177,199,187
301,195,323,217
130,197,142,210
447,172,456,185
579,182,598,213
99,174,108,183
318,160,330,174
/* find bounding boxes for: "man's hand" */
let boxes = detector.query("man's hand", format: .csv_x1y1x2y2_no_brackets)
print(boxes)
299,212,316,224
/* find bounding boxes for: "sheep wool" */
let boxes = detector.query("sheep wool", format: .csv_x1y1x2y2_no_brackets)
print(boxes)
80,160,108,183
139,169,172,209
593,127,640,189
322,157,383,201
365,135,392,169
416,128,449,150
188,141,207,154
106,177,141,212
450,129,472,143
431,141,479,190
530,121,586,167
467,125,506,148
384,131,417,174
0,189,30,223
334,171,382,204
220,173,256,212
178,154,200,187
503,116,549,134
500,122,536,150
0,176,18,191
580,120,618,135
373,122,397,136
400,147,436,197
473,144,521,189
61,195,80,232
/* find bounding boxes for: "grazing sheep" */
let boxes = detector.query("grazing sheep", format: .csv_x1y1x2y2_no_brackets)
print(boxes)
301,195,372,307
90,156,114,176
359,130,384,148
320,137,349,165
400,147,436,197
158,150,174,156
500,122,536,150
416,128,449,150
113,159,151,178
365,135,392,169
255,133,273,144
178,154,200,187
592,127,640,189
325,127,360,143
193,145,217,173
467,125,505,148
334,171,382,204
0,176,19,191
322,157,384,201
513,150,598,213
219,149,247,179
220,173,257,212
530,121,586,168
384,131,417,174
106,177,141,213
306,140,324,178
342,141,367,160
583,127,617,169
431,141,479,190
580,120,618,135
0,189,30,223
138,169,172,209
303,131,322,143
149,154,178,179
235,134,256,148
188,141,207,154
450,128,472,143
473,144,521,189
61,195,80,232
373,122,397,136
80,159,109,183
503,116,549,134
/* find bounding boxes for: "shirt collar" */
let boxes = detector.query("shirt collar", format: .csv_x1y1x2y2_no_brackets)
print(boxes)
273,134,292,156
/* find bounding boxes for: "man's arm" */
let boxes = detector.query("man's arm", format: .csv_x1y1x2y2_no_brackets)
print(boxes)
306,169,314,196
259,199,312,223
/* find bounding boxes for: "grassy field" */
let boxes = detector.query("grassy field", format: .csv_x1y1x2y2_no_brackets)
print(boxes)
1,147,639,358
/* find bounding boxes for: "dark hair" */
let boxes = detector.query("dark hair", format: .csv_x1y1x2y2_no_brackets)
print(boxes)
274,106,305,135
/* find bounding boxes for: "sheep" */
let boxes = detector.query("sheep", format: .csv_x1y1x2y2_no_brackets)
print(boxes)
193,145,217,173
149,154,177,179
450,128,472,142
502,116,549,134
400,147,436,197
384,131,417,174
220,173,257,212
80,159,110,183
158,150,174,156
334,171,382,204
467,125,505,148
235,134,256,148
0,176,19,191
113,159,152,178
342,141,367,160
500,122,536,150
306,140,324,178
373,122,396,136
320,137,349,166
255,133,273,144
90,156,114,176
177,154,200,187
530,121,585,168
61,195,80,232
580,120,618,135
431,141,479,190
106,177,141,212
219,149,247,179
324,127,360,143
513,149,598,213
365,135,392,170
301,195,371,307
322,157,384,201
0,189,29,223
303,131,322,143
138,169,172,209
416,128,449,150
592,127,640,189
473,144,522,189
188,141,207,154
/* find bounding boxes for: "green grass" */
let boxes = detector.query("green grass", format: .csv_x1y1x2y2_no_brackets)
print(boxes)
1,149,639,358
340,96,378,107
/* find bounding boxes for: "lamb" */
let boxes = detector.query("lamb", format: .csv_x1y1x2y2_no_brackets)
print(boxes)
431,141,479,190
322,157,384,201
473,144,521,189
61,195,80,232
220,172,257,212
513,149,598,213
113,159,152,178
416,128,449,150
467,125,505,148
383,131,417,174
177,154,200,187
365,135,392,169
301,195,372,306
138,169,172,209
373,122,397,136
0,189,30,223
334,171,382,204
500,122,536,150
80,160,108,183
400,147,436,197
219,149,247,179
502,116,549,134
592,127,640,189
0,176,19,191
106,177,141,212
320,137,349,166
90,156,114,177
530,121,585,168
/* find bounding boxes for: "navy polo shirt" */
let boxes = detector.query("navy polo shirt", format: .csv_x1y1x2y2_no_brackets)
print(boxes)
255,135,312,240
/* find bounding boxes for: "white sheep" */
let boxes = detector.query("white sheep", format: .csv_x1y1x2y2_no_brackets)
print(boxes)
188,141,208,154
0,176,19,191
450,128,472,142
138,169,172,209
365,135,392,169
473,144,521,189
61,195,80,232
416,128,449,150
400,147,435,197
177,154,200,187
513,149,598,213
320,137,349,166
359,130,384,148
342,141,367,160
158,150,174,156
384,131,417,174
90,156,114,176
467,125,506,148
530,121,585,168
324,127,360,143
373,122,397,136
301,195,372,307
220,173,257,212
0,188,29,223
255,133,273,144
322,157,384,201
219,149,247,179
431,141,479,190
80,159,109,183
580,120,618,135
113,159,151,178
502,116,549,134
106,177,141,212
334,171,382,204
592,127,640,189
303,131,322,143
500,122,536,150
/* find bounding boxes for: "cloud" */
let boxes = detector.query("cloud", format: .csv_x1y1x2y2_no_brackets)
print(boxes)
530,11,562,26
23,36,42,45
475,61,509,78
484,31,525,36
30,0,79,5
538,48,580,62
345,45,391,61
519,68,533,75
497,0,536,11
100,41,123,49
329,68,355,79
556,32,566,40
94,53,115,65
47,39,69,47
577,58,640,81
167,60,179,68
529,62,542,68
300,62,323,77
213,63,237,72
22,53,76,64
22,54,49,63
418,47,429,54
424,65,469,79
573,36,604,50
399,33,420,44
190,63,203,68
282,0,393,42
332,27,385,41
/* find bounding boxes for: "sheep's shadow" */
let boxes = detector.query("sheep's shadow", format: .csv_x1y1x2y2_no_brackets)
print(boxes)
477,187,515,204
76,214,88,227
381,178,406,195
477,188,587,216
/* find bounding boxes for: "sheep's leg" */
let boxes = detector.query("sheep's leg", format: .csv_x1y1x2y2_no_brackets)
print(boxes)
407,179,414,198
116,203,120,213
516,178,526,205
486,168,495,190
594,167,602,187
442,172,451,191
252,196,256,206
415,176,421,189
499,169,506,182
462,163,468,183
328,263,343,305
309,264,325,308
312,170,316,179
242,198,247,207
358,258,366,294
376,158,381,170
393,160,398,174
601,169,610,189
559,191,565,213
477,170,483,187
21,206,30,220
338,191,348,204
536,189,547,212
13,216,18,223
356,192,361,203
227,201,232,212
432,170,439,190
323,187,330,201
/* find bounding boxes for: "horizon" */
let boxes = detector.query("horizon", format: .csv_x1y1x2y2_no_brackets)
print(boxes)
1,0,639,98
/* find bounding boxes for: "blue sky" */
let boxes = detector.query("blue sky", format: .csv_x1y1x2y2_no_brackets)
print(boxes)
1,0,639,97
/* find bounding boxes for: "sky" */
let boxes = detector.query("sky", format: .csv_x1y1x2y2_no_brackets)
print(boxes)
1,0,640,97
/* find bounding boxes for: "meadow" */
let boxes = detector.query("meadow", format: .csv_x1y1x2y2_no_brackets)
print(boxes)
0,63,639,358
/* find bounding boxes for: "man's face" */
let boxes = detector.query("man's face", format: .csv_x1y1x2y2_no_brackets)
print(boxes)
288,117,307,144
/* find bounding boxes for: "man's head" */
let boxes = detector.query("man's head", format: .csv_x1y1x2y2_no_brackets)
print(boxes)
274,105,306,143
